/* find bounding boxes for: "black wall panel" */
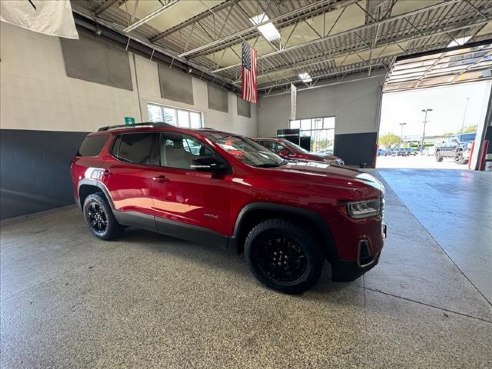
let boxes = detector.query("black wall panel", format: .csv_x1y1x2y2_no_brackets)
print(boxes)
237,96,251,118
208,84,228,112
334,132,378,167
485,126,492,154
61,33,133,91
158,64,194,104
0,130,88,219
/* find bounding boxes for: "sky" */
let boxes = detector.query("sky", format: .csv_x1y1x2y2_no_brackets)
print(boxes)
379,81,491,139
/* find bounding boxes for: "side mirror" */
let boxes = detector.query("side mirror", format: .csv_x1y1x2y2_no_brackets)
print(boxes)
190,157,227,173
279,149,289,157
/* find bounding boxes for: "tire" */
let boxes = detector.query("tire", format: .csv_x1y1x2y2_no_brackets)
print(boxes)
83,193,124,240
244,219,323,294
454,152,467,164
435,151,443,162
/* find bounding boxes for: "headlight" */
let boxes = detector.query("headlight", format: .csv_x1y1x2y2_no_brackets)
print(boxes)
346,198,381,219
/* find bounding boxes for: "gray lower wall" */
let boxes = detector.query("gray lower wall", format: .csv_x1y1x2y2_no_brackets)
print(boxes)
0,130,88,219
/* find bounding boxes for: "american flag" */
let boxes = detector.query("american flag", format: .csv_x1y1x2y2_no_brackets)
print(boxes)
241,43,258,104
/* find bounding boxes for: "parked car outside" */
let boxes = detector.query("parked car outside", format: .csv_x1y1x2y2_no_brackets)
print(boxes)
71,123,386,294
404,148,417,156
253,137,344,165
391,147,408,157
435,133,476,164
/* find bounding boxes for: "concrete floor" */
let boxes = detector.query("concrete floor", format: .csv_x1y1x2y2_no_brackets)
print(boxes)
377,155,468,169
1,170,491,369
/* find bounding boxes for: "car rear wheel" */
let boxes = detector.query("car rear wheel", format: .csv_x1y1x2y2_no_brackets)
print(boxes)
83,193,124,240
244,219,323,294
435,151,443,162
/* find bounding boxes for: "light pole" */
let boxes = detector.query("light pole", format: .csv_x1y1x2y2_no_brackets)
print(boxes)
420,108,432,155
399,122,407,144
460,97,469,133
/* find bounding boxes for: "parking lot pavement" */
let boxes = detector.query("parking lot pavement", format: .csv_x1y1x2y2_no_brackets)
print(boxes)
376,155,469,169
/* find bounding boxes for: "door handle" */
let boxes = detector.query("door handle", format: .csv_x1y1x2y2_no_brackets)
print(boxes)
152,175,168,183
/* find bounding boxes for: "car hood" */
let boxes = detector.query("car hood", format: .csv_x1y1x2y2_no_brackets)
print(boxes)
319,154,339,160
271,161,384,193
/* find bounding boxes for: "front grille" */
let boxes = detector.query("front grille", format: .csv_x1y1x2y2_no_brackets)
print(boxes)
359,240,372,266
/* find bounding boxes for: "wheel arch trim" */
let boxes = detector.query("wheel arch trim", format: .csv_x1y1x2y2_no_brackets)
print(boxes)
232,202,338,260
78,179,115,211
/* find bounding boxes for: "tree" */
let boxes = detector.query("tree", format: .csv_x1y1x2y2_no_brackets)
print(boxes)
379,133,400,147
462,124,477,133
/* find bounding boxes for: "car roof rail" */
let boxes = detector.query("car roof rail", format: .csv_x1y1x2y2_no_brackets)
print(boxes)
98,122,174,131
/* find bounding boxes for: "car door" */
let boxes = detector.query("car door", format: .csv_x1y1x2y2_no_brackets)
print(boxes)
102,132,158,228
150,132,232,244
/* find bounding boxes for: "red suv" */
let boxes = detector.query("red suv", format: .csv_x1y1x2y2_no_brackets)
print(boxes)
71,123,386,293
254,137,344,165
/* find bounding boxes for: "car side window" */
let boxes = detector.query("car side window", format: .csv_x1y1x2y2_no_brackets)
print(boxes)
159,133,222,170
273,143,287,154
111,133,154,164
261,141,273,151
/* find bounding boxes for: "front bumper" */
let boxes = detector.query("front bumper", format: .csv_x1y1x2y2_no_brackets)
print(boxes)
331,223,386,282
331,253,381,282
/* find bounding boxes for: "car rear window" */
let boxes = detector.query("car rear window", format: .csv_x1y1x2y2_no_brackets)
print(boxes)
78,135,108,156
111,133,154,165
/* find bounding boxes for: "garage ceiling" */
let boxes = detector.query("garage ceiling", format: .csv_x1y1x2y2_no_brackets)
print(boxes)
72,0,492,95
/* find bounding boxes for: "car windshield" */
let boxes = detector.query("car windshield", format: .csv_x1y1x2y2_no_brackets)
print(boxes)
206,133,287,167
281,139,310,153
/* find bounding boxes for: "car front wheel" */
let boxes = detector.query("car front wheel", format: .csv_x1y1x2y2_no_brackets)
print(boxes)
454,152,467,164
245,219,323,294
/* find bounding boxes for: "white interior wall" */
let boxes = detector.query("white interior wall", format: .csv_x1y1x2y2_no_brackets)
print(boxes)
257,74,385,137
134,55,257,136
0,22,257,136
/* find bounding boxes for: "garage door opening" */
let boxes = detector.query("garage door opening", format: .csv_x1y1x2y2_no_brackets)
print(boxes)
377,42,492,170
378,82,491,169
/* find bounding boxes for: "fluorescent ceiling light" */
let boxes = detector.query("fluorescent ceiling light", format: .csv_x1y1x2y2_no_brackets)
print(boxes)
249,13,281,42
447,36,471,48
298,73,312,83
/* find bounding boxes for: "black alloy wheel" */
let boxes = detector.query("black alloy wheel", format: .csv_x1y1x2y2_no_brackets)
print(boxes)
83,193,124,240
87,201,108,234
245,219,324,294
255,234,307,283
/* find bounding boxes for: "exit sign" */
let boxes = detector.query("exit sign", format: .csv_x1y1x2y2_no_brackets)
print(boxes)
124,116,136,125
